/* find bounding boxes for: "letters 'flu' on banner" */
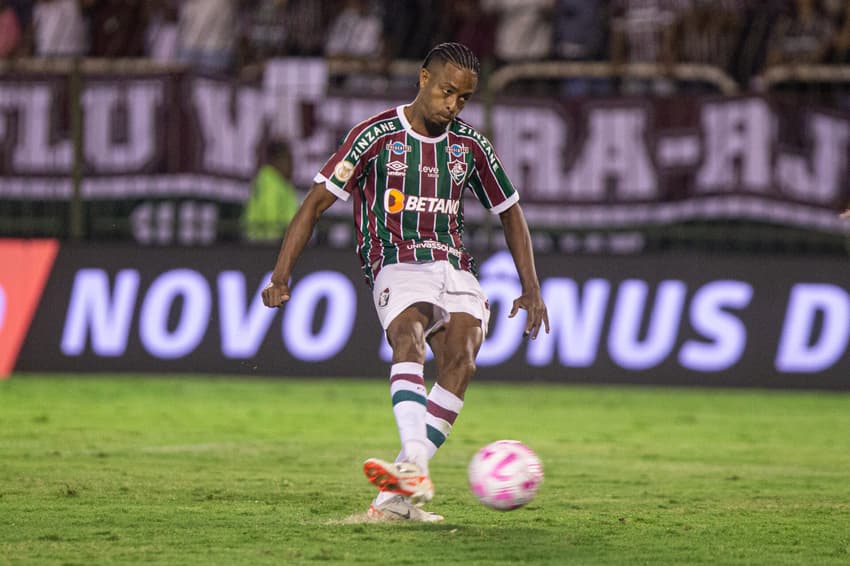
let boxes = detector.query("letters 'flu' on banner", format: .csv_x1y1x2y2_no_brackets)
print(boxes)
0,62,848,241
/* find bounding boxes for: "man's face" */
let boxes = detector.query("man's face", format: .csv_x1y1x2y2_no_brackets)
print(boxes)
418,61,478,135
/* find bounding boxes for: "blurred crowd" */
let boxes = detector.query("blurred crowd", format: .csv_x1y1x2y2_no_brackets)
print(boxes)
2,0,850,90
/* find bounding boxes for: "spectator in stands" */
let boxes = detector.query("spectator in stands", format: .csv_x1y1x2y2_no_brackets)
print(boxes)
324,0,383,60
324,0,383,90
609,0,689,95
32,0,87,57
824,0,850,63
284,0,332,57
239,0,288,68
144,0,179,63
553,0,611,96
437,0,496,71
7,0,31,35
84,0,146,57
241,140,300,242
674,0,741,66
0,0,23,58
765,0,835,66
177,0,236,74
381,0,439,62
482,0,555,64
730,0,785,89
673,0,742,92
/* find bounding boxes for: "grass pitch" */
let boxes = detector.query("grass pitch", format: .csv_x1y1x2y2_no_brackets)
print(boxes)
1,375,849,565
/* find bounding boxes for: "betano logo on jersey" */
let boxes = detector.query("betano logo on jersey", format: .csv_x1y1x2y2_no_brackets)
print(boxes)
384,189,460,214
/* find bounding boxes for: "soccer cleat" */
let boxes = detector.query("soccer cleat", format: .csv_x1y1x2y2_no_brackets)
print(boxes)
367,495,444,522
363,458,434,504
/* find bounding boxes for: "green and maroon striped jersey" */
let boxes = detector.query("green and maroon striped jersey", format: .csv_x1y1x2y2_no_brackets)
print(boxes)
315,105,519,287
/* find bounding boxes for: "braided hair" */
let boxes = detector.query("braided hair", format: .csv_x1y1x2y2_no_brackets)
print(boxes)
421,42,480,76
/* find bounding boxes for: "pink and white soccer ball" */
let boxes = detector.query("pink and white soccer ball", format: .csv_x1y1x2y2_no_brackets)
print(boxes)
468,440,544,510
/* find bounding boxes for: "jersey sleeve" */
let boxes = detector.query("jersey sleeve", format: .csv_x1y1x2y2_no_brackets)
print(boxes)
467,134,519,215
314,122,379,201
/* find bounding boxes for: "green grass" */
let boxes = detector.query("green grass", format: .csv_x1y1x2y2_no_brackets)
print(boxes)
1,375,849,565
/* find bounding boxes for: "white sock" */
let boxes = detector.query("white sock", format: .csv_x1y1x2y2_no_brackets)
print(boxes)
389,362,428,472
425,383,464,459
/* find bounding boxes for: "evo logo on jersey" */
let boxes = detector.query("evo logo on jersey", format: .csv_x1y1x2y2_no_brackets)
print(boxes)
418,164,439,178
384,189,460,214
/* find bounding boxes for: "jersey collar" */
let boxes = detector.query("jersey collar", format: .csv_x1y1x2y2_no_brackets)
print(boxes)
396,105,449,143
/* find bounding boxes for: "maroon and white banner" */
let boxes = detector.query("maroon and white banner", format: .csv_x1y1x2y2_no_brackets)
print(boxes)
11,242,850,389
1,61,848,239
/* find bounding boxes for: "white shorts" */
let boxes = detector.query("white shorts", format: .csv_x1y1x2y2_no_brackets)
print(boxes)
372,260,490,337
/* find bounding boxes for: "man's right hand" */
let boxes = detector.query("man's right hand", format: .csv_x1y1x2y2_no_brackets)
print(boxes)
262,280,290,308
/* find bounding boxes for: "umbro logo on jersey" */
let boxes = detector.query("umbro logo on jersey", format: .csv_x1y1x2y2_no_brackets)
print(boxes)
386,161,408,177
386,141,412,155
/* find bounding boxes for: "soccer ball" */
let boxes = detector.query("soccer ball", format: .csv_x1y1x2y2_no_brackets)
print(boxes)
468,440,544,510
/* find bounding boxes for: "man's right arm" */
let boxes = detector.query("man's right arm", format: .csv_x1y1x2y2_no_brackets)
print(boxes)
262,182,338,308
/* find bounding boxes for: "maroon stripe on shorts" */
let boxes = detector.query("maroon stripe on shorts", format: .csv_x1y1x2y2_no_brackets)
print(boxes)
427,400,458,424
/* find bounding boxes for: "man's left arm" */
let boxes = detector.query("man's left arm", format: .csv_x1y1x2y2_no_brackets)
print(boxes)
499,203,550,339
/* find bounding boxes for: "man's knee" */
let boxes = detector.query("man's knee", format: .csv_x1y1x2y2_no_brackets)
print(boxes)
387,326,427,361
439,349,477,380
387,304,432,362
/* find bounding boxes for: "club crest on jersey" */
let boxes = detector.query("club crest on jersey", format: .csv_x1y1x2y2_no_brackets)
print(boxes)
446,143,469,159
378,287,390,307
387,160,408,177
334,160,355,182
449,160,467,184
386,141,412,155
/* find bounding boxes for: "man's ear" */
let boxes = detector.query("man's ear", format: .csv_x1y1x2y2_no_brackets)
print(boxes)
418,67,430,89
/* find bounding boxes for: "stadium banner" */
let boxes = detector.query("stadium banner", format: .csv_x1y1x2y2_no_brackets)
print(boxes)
1,62,849,242
11,242,850,389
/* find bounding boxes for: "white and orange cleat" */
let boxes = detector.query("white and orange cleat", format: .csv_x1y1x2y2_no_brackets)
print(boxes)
363,458,434,504
367,495,444,522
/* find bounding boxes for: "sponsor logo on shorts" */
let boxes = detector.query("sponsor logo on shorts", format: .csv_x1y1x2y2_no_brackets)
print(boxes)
334,160,355,182
379,287,390,307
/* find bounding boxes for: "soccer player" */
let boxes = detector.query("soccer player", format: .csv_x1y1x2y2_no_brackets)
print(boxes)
262,42,549,522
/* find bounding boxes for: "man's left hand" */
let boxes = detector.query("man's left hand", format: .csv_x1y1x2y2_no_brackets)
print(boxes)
508,290,550,339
